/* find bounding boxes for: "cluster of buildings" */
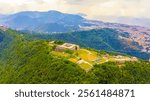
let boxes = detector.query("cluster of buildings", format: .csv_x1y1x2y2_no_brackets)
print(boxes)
52,42,140,64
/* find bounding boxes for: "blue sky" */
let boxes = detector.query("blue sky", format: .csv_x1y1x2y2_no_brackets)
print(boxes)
0,0,149,19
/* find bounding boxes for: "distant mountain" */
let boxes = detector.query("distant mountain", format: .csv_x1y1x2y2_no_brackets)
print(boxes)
0,10,149,55
0,10,86,32
1,10,150,33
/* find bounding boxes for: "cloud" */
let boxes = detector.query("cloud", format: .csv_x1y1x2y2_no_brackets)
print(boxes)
64,0,110,5
0,0,62,13
63,0,150,19
0,0,149,19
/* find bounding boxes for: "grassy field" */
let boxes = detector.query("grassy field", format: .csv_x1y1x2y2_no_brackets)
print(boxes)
51,48,108,71
50,43,138,71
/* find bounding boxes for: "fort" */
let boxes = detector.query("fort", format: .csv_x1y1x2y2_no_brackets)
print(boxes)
55,43,80,52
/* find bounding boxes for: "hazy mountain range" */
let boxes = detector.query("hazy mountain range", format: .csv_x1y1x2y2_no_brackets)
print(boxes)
0,10,149,58
0,10,150,32
0,10,87,32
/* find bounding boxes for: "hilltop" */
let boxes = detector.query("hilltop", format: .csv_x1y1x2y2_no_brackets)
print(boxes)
0,28,150,84
49,41,138,72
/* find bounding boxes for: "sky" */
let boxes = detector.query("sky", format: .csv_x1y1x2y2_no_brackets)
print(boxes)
0,0,150,20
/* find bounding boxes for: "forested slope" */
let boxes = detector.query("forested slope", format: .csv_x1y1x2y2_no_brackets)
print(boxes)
23,28,150,59
0,29,86,83
0,29,150,84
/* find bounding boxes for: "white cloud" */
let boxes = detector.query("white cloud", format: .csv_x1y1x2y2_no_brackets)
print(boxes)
0,0,62,13
0,0,149,19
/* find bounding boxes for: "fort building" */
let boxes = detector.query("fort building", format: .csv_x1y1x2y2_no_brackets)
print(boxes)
55,43,80,52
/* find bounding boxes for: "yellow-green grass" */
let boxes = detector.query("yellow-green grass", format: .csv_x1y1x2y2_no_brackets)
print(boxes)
68,58,78,63
51,48,111,71
76,49,99,63
48,43,136,72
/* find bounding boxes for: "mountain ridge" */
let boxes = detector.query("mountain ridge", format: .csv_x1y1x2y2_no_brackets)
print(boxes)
0,10,149,58
0,10,86,32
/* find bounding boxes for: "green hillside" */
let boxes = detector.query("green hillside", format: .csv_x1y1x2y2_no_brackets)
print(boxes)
0,29,150,84
0,29,86,83
25,28,149,60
